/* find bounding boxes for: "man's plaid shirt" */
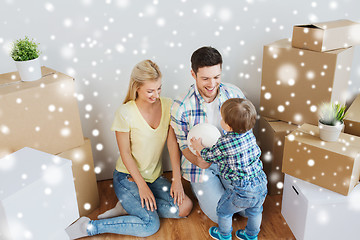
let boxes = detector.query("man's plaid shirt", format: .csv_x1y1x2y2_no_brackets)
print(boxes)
170,82,245,183
200,130,263,182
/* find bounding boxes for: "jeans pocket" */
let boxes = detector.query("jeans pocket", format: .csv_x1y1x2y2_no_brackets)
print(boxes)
232,190,257,209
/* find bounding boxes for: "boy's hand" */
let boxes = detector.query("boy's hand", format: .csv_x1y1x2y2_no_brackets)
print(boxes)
190,137,204,154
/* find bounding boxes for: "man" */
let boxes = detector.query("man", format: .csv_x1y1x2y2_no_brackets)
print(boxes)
171,46,245,223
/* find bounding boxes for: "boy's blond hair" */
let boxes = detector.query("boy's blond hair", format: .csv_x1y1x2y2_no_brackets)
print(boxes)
123,60,162,104
221,98,257,134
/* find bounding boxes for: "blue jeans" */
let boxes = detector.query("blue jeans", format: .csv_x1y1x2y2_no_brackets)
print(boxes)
217,171,268,237
190,163,233,223
87,170,181,237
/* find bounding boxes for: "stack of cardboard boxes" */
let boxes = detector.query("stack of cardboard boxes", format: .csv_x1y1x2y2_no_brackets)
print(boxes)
0,67,99,217
259,19,360,239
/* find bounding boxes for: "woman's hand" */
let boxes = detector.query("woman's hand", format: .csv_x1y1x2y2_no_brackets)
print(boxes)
138,183,157,212
170,179,185,206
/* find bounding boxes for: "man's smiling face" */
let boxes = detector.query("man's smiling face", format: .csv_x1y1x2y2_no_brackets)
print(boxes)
192,64,222,103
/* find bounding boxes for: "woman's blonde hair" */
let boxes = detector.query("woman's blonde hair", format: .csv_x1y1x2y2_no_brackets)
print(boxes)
123,60,162,104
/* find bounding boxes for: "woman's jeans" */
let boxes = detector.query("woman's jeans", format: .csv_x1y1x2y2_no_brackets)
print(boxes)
87,170,181,237
217,171,268,237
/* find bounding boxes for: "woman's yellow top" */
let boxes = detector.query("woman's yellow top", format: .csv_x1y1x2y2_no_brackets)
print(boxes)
111,97,172,183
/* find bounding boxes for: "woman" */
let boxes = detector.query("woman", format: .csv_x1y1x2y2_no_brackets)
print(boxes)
66,60,193,239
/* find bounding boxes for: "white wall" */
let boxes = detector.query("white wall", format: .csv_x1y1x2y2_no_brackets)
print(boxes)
1,0,359,180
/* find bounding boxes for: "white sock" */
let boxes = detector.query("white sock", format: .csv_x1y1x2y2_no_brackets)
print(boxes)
65,216,90,239
97,201,127,219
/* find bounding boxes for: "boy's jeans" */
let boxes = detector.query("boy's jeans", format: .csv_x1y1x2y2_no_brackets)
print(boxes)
217,171,268,237
87,170,181,237
190,163,233,223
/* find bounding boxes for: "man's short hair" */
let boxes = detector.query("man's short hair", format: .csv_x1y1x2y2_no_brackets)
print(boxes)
191,46,222,74
221,98,257,134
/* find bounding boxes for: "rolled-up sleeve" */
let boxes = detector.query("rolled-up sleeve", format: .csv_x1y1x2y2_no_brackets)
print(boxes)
200,144,223,163
170,100,189,151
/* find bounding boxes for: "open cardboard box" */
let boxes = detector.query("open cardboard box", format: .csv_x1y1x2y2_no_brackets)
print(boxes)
292,19,360,52
260,39,354,125
282,123,360,196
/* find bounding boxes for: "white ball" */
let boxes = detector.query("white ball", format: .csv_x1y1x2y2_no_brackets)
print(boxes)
187,123,221,154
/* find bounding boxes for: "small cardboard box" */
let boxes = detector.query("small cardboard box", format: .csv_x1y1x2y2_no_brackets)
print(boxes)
282,123,360,196
344,94,360,137
292,19,360,52
260,39,354,125
57,138,100,216
281,174,360,240
0,148,79,240
259,116,298,195
0,67,84,159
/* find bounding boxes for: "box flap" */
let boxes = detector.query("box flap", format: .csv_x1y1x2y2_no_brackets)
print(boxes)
289,124,360,158
294,24,321,29
269,121,299,133
345,94,360,121
313,19,359,30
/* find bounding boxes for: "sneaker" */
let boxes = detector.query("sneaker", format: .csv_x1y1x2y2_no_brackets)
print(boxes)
209,226,232,240
235,229,258,240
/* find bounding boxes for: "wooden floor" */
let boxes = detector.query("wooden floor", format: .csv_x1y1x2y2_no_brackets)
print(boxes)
83,172,295,240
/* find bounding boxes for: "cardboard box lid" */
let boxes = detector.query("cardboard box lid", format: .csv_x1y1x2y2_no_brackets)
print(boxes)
286,174,360,204
0,147,72,200
345,94,360,122
289,123,360,158
0,66,56,85
266,38,348,55
298,19,359,30
0,66,71,94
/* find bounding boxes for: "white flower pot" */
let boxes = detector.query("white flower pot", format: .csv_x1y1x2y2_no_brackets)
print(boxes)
318,121,344,142
14,57,42,81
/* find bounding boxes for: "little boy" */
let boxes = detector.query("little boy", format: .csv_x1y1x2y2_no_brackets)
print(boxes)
190,98,267,240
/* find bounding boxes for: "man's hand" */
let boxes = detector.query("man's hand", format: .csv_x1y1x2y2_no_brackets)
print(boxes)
196,155,211,169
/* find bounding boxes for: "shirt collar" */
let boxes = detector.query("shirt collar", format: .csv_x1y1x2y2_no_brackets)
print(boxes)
193,83,225,105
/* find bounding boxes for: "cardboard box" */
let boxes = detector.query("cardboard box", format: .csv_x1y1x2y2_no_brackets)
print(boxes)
344,94,360,137
260,39,354,125
292,19,360,52
57,138,100,216
259,116,298,195
282,123,360,196
281,174,360,240
0,147,79,240
0,66,84,159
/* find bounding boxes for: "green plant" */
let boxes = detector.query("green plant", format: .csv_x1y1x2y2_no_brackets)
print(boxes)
318,102,347,126
10,36,41,61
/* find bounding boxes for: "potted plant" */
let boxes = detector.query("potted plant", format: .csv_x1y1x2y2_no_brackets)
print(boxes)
10,36,42,81
318,102,347,142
